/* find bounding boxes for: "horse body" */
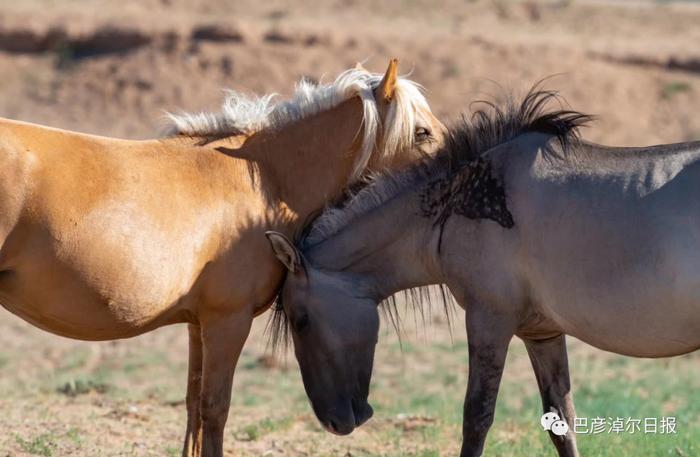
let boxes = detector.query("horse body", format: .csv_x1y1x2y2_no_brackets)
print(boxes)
0,118,272,339
0,62,446,457
498,134,700,356
267,91,699,457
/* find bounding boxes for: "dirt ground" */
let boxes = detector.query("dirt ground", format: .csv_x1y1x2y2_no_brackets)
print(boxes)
0,0,698,455
1,0,700,145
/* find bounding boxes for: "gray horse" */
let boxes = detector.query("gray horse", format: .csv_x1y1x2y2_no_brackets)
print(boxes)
265,89,700,457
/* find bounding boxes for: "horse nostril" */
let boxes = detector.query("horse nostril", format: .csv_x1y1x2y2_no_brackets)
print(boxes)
324,417,354,435
328,420,338,433
355,403,374,426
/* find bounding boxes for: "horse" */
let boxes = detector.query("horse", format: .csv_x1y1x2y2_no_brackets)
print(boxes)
266,88,700,457
0,59,446,457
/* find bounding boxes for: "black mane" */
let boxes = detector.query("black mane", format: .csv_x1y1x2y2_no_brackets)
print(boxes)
445,85,592,167
267,84,593,351
422,86,593,248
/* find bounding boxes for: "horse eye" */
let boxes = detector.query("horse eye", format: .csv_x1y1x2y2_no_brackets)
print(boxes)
294,314,310,333
415,127,431,142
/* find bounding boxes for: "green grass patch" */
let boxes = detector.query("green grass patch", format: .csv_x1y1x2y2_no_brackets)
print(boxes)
661,81,692,99
15,433,55,456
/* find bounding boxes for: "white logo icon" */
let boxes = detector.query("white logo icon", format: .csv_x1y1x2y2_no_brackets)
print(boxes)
551,420,569,436
540,412,569,436
541,412,560,430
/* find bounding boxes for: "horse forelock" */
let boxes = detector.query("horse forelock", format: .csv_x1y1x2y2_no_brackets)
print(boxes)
266,280,456,354
165,67,432,179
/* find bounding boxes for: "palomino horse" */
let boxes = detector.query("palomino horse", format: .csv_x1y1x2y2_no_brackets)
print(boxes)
266,89,700,457
0,60,446,457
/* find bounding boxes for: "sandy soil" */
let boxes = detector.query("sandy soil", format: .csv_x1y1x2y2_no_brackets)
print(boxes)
0,1,698,456
0,0,699,144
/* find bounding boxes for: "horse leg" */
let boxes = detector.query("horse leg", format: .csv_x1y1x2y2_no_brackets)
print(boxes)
525,335,579,457
199,311,253,457
460,310,514,457
182,324,203,457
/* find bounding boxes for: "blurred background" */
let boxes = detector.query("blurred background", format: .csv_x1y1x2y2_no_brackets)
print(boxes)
0,0,698,455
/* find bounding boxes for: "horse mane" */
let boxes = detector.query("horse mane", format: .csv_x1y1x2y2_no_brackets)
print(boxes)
300,83,593,249
267,83,593,352
166,66,432,178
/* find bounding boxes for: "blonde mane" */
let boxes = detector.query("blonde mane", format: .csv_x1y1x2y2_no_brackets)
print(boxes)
166,66,432,177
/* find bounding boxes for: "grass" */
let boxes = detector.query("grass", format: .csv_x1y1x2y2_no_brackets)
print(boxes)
15,433,56,456
236,416,295,441
0,307,696,456
227,310,699,456
661,81,692,100
164,445,180,457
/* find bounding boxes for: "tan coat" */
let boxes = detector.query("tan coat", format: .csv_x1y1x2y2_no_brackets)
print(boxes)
0,60,446,457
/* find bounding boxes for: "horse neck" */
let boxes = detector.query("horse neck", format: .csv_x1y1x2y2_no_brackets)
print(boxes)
239,96,369,227
306,189,441,301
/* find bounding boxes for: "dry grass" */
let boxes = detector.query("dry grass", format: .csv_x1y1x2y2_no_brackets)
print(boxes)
0,305,697,456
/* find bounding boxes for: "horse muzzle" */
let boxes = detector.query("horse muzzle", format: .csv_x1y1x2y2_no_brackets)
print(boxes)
319,400,373,435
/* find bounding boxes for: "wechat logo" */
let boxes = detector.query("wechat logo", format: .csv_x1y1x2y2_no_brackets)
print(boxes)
541,412,569,436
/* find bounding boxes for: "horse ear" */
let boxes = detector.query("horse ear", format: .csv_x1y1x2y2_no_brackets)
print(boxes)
354,61,367,72
378,58,399,103
265,231,301,273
